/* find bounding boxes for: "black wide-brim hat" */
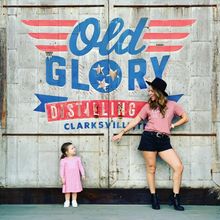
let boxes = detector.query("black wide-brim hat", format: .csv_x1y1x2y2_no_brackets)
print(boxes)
146,77,168,97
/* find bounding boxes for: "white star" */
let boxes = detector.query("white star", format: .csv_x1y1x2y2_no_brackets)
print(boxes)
93,64,104,75
97,78,109,91
106,67,119,81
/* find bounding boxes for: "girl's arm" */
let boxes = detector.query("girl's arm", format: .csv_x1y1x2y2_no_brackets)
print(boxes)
171,112,189,129
59,159,65,184
78,157,85,179
112,115,142,142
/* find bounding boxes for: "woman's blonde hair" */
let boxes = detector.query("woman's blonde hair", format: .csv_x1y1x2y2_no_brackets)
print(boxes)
148,86,168,118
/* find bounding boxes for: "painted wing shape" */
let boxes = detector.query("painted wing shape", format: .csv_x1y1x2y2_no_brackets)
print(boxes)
21,20,78,52
143,19,196,52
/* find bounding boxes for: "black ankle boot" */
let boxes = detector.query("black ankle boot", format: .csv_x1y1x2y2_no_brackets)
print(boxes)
169,193,185,211
151,193,160,210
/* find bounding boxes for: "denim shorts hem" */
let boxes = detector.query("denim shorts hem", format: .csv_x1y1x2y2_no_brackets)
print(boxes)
138,146,172,152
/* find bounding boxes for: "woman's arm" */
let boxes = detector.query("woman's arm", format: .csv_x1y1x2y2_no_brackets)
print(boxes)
171,112,189,129
112,115,142,142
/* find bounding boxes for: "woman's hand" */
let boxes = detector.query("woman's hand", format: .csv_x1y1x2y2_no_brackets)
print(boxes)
112,132,124,142
170,124,175,129
112,115,142,143
82,175,86,181
171,113,189,129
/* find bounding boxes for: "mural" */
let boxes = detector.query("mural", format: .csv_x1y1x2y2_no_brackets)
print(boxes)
21,18,196,131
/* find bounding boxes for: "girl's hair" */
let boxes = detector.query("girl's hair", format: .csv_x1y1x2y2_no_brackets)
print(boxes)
60,142,73,159
148,86,168,118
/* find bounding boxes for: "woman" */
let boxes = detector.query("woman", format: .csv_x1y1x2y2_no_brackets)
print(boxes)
112,77,189,211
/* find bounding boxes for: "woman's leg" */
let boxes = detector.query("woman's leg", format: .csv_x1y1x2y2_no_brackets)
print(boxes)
142,151,157,193
158,149,184,194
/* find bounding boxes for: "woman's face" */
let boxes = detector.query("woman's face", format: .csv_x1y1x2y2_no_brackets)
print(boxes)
66,145,76,156
148,86,156,101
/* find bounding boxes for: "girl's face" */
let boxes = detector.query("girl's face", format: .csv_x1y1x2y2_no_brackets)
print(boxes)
148,86,156,101
66,145,76,156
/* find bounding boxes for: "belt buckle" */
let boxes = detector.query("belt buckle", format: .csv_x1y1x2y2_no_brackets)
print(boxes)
156,132,162,138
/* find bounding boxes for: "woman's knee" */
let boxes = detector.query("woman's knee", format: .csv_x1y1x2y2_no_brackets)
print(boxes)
174,163,184,173
146,164,156,174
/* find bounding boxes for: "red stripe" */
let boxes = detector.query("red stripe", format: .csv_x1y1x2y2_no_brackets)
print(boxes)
149,19,196,27
36,45,68,52
22,20,78,26
143,33,189,40
29,33,69,40
146,45,183,52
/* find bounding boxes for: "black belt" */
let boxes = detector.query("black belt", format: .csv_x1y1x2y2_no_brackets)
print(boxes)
145,131,169,138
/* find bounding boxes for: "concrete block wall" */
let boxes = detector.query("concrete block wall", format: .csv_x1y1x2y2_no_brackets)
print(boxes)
0,0,220,190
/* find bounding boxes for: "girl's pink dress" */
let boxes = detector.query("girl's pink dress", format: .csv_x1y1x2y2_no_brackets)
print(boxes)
60,156,85,193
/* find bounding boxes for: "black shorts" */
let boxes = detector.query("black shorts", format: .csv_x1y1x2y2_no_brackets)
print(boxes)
138,131,172,152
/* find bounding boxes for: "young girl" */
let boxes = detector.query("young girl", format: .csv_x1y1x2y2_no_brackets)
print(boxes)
60,142,85,208
112,77,189,211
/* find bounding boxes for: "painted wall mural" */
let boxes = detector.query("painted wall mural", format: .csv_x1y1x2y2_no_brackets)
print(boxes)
21,18,196,131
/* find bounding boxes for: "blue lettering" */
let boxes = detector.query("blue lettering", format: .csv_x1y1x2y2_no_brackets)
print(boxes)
105,122,111,128
69,17,146,56
69,18,100,56
64,123,69,130
128,59,147,90
122,122,126,128
72,59,89,91
116,18,147,55
113,121,116,128
91,122,97,129
77,122,83,129
70,123,75,129
151,55,170,78
84,122,90,129
99,122,104,128
46,56,66,87
99,18,124,55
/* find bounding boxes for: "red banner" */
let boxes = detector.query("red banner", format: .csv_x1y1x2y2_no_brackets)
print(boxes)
46,100,146,122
